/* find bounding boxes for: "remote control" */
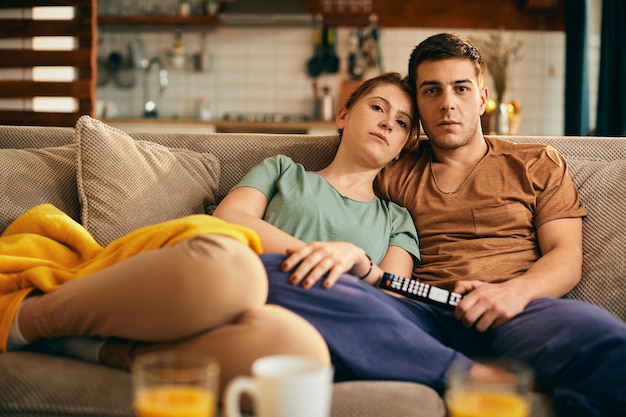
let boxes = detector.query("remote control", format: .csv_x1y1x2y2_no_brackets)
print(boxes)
378,273,463,311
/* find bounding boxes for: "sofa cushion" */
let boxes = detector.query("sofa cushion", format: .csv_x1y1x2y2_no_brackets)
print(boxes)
0,145,79,234
0,351,132,417
0,352,450,417
566,157,626,322
75,116,220,246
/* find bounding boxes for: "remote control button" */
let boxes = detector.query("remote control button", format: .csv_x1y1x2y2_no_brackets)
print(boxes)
428,287,449,303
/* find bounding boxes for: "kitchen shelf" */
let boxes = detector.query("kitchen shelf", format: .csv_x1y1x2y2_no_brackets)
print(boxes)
98,15,221,27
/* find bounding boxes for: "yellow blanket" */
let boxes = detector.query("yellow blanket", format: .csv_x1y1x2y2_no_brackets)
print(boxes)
0,204,262,352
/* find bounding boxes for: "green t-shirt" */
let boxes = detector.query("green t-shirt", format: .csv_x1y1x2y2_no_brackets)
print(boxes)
234,155,420,265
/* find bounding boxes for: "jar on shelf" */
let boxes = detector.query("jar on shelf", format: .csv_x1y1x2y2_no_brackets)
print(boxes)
179,0,190,16
204,0,219,16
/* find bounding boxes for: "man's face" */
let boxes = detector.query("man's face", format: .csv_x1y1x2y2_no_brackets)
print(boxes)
413,58,487,150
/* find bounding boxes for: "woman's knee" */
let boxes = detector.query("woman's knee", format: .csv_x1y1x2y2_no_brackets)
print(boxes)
237,305,331,365
131,304,330,398
172,234,269,309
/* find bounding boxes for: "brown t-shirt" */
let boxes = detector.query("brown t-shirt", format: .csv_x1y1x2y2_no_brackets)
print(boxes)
375,137,587,289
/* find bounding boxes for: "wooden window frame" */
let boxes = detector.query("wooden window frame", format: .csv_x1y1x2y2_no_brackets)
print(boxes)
0,0,96,127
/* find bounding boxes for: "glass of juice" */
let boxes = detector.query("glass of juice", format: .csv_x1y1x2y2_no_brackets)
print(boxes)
445,359,533,417
132,351,219,417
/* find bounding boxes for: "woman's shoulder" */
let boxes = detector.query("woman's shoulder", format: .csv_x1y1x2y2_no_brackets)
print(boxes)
262,154,303,169
256,154,305,174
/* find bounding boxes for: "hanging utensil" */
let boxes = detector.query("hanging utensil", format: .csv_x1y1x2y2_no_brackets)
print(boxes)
369,14,384,72
113,35,136,89
97,34,110,86
360,26,377,68
105,32,124,73
324,26,340,74
128,36,149,69
306,15,324,78
193,31,212,73
348,29,364,80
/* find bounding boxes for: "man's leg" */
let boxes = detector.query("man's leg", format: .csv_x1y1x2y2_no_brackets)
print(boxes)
483,298,626,417
261,253,475,394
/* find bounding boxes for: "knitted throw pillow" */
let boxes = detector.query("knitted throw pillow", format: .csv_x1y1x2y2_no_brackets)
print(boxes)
75,116,220,246
0,145,79,233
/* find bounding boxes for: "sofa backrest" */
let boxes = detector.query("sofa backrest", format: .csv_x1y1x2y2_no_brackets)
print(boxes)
129,132,341,201
1,125,624,321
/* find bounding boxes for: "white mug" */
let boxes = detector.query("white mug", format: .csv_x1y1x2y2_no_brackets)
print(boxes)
224,355,334,417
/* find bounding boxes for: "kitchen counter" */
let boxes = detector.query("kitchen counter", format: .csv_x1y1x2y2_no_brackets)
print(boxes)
103,118,338,135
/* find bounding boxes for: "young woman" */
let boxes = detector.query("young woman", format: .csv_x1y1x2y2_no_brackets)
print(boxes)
213,72,423,382
213,72,421,289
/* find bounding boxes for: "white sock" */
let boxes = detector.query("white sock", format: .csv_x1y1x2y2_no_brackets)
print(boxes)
6,304,29,351
38,337,107,364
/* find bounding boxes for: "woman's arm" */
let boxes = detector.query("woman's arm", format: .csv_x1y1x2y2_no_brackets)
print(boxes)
214,188,370,286
213,187,304,253
377,246,414,283
214,187,415,290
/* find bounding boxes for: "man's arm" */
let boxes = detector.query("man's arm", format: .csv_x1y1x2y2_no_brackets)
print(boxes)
453,217,583,331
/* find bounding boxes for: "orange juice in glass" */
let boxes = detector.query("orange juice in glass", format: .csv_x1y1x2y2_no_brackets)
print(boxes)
446,390,530,417
445,360,532,417
132,352,219,417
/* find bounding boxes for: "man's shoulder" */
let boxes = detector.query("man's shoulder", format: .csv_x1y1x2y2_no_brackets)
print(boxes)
486,136,562,162
396,139,430,163
486,136,551,153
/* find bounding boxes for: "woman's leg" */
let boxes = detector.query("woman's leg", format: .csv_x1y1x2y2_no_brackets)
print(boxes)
261,253,474,394
18,234,268,343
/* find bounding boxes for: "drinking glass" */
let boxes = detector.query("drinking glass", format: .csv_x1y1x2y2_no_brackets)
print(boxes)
132,351,219,417
445,359,533,417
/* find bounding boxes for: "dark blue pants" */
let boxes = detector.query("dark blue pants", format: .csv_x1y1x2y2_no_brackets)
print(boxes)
261,253,626,417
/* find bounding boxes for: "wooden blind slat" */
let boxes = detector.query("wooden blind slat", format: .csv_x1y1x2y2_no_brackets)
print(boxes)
0,49,92,68
0,0,92,9
0,110,83,127
0,19,93,38
0,80,93,99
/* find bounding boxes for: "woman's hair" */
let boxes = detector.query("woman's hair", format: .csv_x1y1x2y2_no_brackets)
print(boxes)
407,33,485,92
338,72,417,142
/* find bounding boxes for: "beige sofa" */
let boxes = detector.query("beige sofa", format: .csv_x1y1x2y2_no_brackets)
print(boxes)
0,116,624,417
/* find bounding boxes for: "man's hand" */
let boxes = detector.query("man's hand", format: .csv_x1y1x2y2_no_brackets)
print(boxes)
282,241,364,289
453,280,530,332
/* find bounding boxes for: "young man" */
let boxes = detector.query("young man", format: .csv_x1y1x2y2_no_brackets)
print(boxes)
375,32,626,416
219,37,625,417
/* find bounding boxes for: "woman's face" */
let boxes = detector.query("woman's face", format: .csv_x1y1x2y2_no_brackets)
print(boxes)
337,83,413,165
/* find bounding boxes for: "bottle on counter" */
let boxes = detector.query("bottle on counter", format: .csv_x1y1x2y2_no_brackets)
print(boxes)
321,86,334,122
179,0,190,16
205,0,219,16
198,98,212,121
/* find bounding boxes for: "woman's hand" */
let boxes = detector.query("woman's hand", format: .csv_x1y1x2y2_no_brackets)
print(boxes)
282,241,368,289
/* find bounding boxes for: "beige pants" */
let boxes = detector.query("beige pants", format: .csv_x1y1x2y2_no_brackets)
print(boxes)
29,234,330,394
